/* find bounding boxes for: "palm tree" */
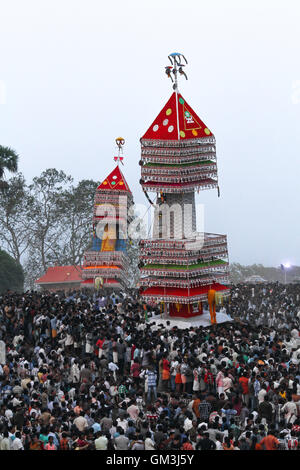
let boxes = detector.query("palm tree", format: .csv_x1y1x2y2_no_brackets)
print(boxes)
0,145,19,189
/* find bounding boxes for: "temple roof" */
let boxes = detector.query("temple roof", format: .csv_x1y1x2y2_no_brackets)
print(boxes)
36,266,82,285
97,165,131,192
142,92,213,141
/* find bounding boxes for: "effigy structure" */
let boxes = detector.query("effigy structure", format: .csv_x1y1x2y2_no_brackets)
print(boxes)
138,53,230,320
81,138,133,290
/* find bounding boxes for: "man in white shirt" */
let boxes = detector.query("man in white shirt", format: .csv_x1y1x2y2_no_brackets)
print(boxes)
94,432,108,450
258,385,267,404
5,408,13,425
127,401,139,422
12,432,24,450
170,360,179,392
74,411,89,432
183,414,193,433
1,431,11,450
215,434,223,450
108,362,119,381
281,398,298,425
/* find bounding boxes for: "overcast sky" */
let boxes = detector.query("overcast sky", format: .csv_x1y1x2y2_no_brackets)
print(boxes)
0,0,300,267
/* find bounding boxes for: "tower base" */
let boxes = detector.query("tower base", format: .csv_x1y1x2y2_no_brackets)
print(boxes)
169,302,203,318
149,308,233,329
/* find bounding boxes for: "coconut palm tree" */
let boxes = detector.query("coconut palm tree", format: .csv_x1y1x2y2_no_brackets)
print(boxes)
0,145,19,189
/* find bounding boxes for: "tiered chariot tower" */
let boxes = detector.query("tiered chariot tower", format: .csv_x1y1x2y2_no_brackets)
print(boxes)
81,138,133,290
138,53,230,318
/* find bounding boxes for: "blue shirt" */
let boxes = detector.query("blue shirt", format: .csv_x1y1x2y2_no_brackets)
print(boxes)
221,408,237,425
146,371,157,387
92,422,101,434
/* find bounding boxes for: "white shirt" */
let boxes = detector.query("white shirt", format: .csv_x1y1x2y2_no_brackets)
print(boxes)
223,377,233,391
74,416,88,432
170,361,179,376
12,438,24,450
215,440,223,450
258,389,267,403
108,362,119,372
0,437,11,450
95,435,108,450
116,418,128,432
145,437,156,450
281,401,297,417
183,417,193,432
5,409,13,423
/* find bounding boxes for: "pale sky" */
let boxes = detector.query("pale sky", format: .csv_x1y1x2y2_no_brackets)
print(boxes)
0,0,300,267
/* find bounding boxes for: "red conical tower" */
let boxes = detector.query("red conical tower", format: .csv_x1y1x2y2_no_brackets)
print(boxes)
139,53,230,320
81,138,134,290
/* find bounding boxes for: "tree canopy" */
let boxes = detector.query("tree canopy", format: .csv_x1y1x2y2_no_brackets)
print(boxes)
0,249,24,293
0,145,19,189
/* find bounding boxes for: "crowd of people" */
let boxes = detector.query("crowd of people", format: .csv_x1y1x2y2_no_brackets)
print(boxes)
0,281,299,451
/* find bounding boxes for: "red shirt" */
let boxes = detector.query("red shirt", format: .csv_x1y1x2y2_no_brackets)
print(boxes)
259,435,279,450
239,376,249,394
96,339,104,349
131,363,141,378
181,442,194,450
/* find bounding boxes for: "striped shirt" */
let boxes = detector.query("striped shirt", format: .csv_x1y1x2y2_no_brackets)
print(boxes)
146,371,157,387
198,401,211,421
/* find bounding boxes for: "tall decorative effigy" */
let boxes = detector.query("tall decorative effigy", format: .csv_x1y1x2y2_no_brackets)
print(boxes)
138,53,230,319
81,138,133,290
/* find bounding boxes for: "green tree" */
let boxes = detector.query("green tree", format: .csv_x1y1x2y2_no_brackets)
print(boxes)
0,249,24,293
26,168,73,272
57,179,98,266
0,146,19,189
22,171,99,288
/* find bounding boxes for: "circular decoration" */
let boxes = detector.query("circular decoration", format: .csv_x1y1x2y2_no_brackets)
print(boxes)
153,124,159,132
112,175,117,180
180,130,186,138
185,111,190,117
163,119,168,126
168,125,174,133
111,181,116,185
192,129,198,136
166,108,172,116
102,181,107,185
179,97,185,104
119,182,124,186
204,128,211,135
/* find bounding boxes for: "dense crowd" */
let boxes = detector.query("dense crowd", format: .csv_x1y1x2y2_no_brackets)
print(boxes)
0,282,300,451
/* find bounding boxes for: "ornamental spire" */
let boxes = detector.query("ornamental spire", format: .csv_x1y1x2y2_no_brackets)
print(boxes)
165,52,188,92
113,137,125,166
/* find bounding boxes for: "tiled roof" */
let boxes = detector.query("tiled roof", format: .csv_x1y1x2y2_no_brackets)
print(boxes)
35,265,83,284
